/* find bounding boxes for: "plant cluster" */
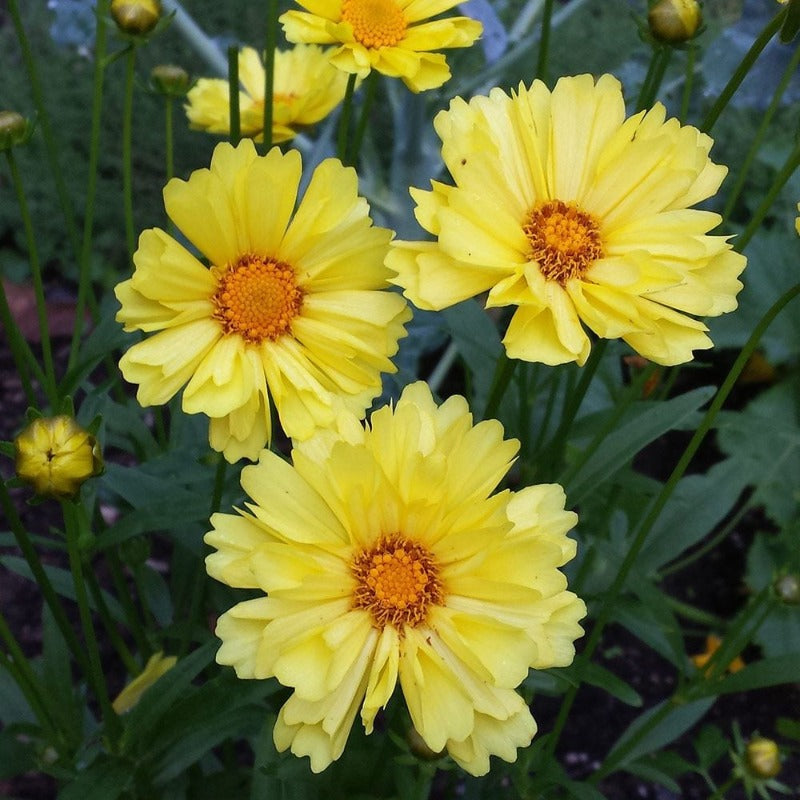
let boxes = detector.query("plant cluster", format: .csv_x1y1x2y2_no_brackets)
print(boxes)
1,1,799,798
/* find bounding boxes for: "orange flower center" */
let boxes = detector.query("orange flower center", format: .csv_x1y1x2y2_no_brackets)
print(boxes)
523,200,603,286
212,255,303,343
341,0,407,48
351,536,443,629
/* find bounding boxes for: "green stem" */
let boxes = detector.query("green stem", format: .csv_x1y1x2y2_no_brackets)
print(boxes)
734,137,800,252
535,0,555,82
85,568,139,677
122,45,137,261
540,280,800,768
559,359,656,493
8,0,81,263
337,73,358,164
0,611,60,739
701,8,786,133
680,43,695,122
62,501,120,744
543,339,607,479
179,456,227,656
722,43,800,223
484,352,517,420
707,776,738,800
261,0,278,152
660,501,752,578
636,45,672,112
68,0,110,370
351,72,379,164
105,550,151,658
0,276,42,406
165,97,174,184
0,481,88,673
228,45,241,145
5,150,58,408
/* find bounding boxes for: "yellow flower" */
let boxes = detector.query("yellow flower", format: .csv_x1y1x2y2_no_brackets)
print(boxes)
206,381,585,775
690,634,746,675
112,652,177,714
185,45,351,144
14,416,103,498
387,74,747,366
279,0,482,92
795,201,799,236
115,140,411,462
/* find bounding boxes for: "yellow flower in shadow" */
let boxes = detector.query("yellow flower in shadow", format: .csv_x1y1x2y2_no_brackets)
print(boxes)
690,634,745,675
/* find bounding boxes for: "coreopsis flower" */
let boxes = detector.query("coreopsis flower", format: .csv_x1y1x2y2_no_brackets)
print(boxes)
279,0,482,92
185,45,351,144
206,382,585,775
115,140,411,462
690,634,746,675
112,652,177,714
388,74,746,366
14,416,103,498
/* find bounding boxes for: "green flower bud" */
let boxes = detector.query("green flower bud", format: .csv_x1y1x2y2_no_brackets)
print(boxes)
406,726,445,761
746,738,781,779
111,0,162,36
0,111,29,151
774,573,800,605
648,0,702,43
15,416,103,498
151,64,191,97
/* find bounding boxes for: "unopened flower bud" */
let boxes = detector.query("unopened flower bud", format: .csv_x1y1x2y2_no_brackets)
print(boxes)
406,726,445,761
774,573,800,605
14,416,103,498
0,111,29,151
111,0,162,36
151,64,191,97
112,652,177,714
745,737,781,779
648,0,702,43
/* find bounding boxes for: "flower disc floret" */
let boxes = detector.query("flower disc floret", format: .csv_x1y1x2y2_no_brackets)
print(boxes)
206,381,586,775
342,0,407,47
212,256,303,342
524,200,603,286
352,536,443,628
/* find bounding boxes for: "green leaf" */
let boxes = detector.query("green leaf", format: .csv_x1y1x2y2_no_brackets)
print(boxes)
613,597,685,668
637,458,750,574
41,605,82,746
442,301,503,414
0,659,36,726
693,724,729,770
58,757,133,800
120,640,215,752
0,727,36,779
605,698,715,769
691,655,800,698
566,386,715,501
579,661,643,707
559,780,607,800
776,717,800,742
780,0,800,43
